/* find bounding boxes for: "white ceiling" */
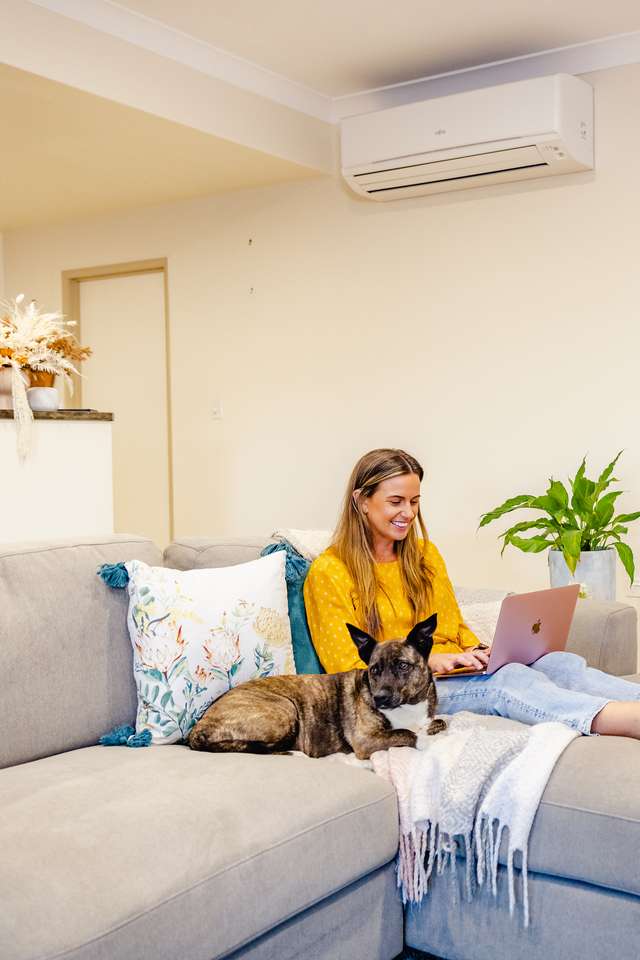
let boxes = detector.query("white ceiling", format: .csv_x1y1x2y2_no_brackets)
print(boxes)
4,0,640,231
112,0,640,97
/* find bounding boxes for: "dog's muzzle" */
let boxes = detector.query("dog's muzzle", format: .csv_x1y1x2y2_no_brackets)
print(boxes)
374,694,397,709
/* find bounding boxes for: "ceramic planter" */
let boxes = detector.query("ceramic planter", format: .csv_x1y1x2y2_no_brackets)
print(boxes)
27,387,60,411
548,548,616,601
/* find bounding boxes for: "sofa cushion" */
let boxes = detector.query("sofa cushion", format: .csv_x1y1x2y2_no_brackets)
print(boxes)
165,538,269,570
0,536,162,769
566,601,638,676
165,538,324,676
0,746,399,960
124,553,295,743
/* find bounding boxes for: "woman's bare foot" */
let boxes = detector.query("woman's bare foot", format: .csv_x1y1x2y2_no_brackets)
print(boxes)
591,702,640,738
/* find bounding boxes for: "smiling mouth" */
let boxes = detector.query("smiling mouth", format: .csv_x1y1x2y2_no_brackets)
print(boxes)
391,521,410,529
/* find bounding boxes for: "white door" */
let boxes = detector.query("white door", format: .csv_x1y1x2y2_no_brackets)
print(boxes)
79,271,171,548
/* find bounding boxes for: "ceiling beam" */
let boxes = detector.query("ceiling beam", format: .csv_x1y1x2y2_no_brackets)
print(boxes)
1,0,336,173
27,0,333,121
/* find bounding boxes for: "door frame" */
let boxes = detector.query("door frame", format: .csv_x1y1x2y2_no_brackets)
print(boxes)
61,258,174,540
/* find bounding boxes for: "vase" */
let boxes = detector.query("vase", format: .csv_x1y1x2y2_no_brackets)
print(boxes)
27,387,60,411
0,366,29,410
548,549,616,601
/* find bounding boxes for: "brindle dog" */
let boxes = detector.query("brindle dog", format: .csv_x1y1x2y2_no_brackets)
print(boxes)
188,614,447,760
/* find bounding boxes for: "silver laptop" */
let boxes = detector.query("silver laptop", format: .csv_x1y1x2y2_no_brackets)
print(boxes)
434,584,580,679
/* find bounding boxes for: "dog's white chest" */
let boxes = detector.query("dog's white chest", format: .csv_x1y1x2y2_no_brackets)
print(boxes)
380,701,428,733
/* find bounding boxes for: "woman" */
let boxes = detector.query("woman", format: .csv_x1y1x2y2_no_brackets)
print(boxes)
303,448,640,738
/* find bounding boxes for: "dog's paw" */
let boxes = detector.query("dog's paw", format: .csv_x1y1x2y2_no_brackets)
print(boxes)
427,718,447,736
415,717,447,749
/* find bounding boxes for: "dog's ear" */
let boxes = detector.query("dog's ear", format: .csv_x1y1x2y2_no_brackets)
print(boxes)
346,623,377,665
405,613,438,661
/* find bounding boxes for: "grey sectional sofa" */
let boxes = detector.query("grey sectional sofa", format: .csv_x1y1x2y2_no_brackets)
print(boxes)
1,534,639,960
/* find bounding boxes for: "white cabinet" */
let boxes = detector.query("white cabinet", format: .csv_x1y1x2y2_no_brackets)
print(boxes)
0,412,114,542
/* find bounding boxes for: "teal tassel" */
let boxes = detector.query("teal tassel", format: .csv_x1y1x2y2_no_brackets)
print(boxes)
127,729,152,748
98,562,129,588
98,724,152,747
99,724,134,745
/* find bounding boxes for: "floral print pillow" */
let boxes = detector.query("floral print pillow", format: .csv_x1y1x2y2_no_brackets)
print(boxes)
124,552,294,744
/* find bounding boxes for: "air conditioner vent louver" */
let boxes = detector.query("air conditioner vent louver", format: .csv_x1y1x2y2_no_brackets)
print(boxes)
341,74,594,201
364,163,547,197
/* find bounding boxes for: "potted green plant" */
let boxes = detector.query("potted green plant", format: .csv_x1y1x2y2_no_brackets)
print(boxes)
478,452,640,600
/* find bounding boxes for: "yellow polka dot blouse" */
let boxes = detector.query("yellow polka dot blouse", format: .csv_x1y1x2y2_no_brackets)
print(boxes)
303,539,480,673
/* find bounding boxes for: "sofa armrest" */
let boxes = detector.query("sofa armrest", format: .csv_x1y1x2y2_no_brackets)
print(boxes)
566,600,638,675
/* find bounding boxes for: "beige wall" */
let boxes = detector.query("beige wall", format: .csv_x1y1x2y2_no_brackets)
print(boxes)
5,63,640,599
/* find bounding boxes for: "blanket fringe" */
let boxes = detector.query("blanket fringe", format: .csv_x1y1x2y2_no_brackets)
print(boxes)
463,834,473,902
397,816,530,927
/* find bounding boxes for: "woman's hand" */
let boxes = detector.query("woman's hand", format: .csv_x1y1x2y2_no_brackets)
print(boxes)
428,647,491,674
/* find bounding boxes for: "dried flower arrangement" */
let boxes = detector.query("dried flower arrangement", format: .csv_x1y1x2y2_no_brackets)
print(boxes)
0,293,92,458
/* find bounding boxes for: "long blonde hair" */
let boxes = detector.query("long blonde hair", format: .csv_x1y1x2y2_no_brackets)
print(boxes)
331,448,433,640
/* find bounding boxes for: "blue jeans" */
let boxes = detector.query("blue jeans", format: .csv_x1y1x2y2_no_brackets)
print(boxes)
435,652,640,735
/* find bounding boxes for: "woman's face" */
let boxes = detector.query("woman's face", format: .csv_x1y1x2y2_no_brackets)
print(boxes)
362,472,421,547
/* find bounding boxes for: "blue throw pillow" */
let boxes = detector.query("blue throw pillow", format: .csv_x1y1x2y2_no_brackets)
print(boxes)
260,541,324,674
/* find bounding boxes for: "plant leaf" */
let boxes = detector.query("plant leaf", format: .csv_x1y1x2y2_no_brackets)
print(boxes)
594,525,629,549
613,511,640,524
547,479,569,511
612,540,635,586
595,451,623,495
569,456,587,491
507,534,553,554
594,490,623,528
499,519,558,536
530,495,562,516
572,476,599,525
478,495,535,529
499,519,560,555
560,529,582,574
570,476,589,518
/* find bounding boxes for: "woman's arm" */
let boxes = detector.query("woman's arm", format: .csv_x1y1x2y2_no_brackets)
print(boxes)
426,542,488,672
303,561,366,673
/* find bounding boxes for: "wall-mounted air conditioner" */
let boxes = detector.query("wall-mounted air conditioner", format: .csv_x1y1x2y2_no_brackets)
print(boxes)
341,74,593,201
